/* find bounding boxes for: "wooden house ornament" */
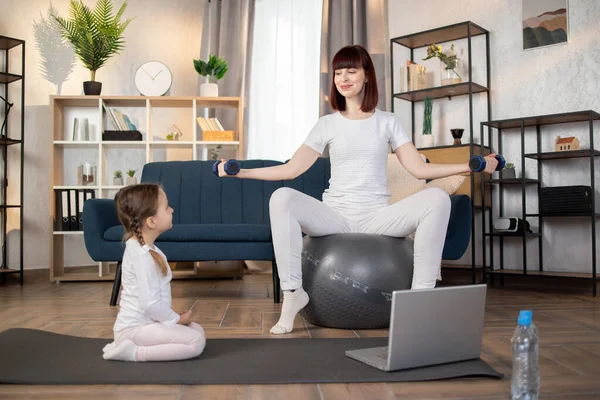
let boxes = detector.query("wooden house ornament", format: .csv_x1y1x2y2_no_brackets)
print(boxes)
555,136,579,152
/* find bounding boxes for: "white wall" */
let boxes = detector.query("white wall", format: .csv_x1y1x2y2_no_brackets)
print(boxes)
388,0,600,273
0,0,206,269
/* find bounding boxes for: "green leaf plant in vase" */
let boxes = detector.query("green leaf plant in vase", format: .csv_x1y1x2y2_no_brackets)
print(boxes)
422,97,434,147
422,43,462,86
193,54,228,97
126,169,137,185
113,169,123,186
52,0,134,95
500,162,516,180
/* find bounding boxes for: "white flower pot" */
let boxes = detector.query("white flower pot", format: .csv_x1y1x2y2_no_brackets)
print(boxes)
422,135,434,147
126,176,137,185
200,83,219,97
113,177,123,186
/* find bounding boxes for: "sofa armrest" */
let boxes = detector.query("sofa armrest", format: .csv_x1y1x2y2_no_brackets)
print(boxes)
83,199,121,261
442,194,472,260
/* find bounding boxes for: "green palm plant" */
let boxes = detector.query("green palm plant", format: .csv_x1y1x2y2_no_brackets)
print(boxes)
52,0,133,82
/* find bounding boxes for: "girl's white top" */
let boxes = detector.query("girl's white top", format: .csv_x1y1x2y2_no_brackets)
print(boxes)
114,238,180,332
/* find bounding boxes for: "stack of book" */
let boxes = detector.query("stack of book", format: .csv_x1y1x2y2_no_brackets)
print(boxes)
196,116,235,141
399,60,427,92
102,103,142,140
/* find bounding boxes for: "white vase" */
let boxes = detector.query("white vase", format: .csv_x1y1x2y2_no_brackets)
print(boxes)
126,176,137,185
422,135,434,147
200,83,219,97
113,177,123,186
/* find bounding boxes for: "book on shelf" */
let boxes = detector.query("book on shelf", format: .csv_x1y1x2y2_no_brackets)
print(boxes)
102,103,138,131
400,60,427,92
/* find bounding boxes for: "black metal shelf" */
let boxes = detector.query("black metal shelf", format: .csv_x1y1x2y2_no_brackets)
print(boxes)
0,35,25,286
0,137,21,146
391,21,489,49
486,269,598,280
391,22,492,286
0,268,21,275
524,150,600,160
0,72,22,84
485,232,541,237
0,36,24,51
488,178,539,184
481,110,599,296
394,82,488,102
482,110,600,130
0,205,21,209
526,212,600,218
416,143,491,151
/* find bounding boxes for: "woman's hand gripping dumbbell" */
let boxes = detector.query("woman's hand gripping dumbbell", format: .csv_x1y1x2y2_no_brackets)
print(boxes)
468,154,505,174
213,159,241,177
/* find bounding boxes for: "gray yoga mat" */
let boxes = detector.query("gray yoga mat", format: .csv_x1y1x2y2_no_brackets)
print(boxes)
0,328,503,385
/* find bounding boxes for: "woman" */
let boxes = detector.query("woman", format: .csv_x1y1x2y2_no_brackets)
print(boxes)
217,45,498,334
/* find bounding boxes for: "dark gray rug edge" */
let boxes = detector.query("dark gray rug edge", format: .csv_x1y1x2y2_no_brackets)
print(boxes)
0,328,504,385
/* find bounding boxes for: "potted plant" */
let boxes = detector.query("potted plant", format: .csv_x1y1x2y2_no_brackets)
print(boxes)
126,169,137,185
210,144,223,160
193,55,228,97
501,163,516,179
113,170,123,186
422,97,434,147
53,0,133,95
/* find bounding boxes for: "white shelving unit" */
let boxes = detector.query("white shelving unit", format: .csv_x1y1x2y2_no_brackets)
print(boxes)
50,95,244,281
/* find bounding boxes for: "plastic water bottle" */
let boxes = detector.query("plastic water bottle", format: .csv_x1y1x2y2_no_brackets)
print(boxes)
511,310,540,400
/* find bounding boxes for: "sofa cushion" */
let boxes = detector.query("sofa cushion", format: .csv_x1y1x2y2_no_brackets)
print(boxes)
103,224,272,242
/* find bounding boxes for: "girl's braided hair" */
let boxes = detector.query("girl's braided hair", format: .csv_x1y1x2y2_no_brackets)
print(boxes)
114,183,169,276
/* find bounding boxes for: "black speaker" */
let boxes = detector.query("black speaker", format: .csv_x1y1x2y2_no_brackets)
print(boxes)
540,185,593,215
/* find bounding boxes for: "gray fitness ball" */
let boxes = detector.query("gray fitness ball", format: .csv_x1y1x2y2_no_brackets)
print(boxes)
299,233,414,329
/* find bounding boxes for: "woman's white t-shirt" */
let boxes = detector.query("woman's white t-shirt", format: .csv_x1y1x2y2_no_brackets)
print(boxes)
303,108,411,212
113,239,180,332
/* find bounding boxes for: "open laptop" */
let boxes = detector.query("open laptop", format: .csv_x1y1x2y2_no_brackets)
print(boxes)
345,284,487,372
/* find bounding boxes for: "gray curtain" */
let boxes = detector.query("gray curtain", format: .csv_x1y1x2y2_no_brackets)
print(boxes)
320,0,389,116
199,0,255,158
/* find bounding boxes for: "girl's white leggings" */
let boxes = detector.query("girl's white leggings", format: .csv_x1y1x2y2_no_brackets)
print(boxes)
269,187,451,291
115,322,206,362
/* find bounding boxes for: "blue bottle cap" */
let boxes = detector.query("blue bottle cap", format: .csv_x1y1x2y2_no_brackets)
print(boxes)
518,310,532,326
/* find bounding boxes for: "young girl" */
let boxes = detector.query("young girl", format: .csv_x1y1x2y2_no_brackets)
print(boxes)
217,45,498,335
102,183,206,362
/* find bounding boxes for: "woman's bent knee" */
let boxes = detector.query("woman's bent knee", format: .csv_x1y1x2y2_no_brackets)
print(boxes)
270,187,294,209
422,187,451,211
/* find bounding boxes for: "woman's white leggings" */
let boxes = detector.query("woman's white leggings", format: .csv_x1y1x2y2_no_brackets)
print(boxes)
269,187,451,291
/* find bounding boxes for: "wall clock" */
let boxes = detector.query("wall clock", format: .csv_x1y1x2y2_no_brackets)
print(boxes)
134,61,172,96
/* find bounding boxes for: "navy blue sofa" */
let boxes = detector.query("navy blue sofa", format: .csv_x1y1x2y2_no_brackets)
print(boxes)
83,158,472,305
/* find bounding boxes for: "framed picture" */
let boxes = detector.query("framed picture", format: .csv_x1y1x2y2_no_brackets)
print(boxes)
522,0,569,50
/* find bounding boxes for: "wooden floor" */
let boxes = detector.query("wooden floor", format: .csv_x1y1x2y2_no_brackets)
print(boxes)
1,269,599,400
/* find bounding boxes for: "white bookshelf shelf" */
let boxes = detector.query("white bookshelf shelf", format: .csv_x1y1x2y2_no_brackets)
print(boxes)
150,141,195,146
54,185,100,190
50,95,244,282
197,141,240,146
54,141,100,146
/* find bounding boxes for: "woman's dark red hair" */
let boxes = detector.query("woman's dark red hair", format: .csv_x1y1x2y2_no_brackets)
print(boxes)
329,45,378,112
